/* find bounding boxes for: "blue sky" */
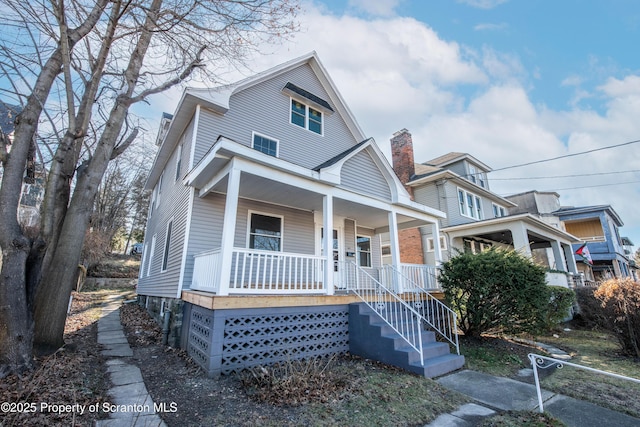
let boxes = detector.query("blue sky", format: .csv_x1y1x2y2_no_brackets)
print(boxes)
149,0,640,253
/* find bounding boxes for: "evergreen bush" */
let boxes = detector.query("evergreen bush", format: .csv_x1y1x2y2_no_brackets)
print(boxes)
439,247,549,337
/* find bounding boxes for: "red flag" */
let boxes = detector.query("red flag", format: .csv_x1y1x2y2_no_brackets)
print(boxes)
575,243,593,265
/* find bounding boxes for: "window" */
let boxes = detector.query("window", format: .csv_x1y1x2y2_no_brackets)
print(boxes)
426,236,447,252
458,187,483,220
290,99,322,135
249,212,282,251
357,236,372,267
175,144,183,181
468,164,477,184
161,220,173,272
381,244,392,265
463,238,491,254
147,234,156,277
492,203,506,218
252,132,278,157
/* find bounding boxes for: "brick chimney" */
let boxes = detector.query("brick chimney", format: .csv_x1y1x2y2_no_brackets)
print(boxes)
390,129,423,263
390,128,416,197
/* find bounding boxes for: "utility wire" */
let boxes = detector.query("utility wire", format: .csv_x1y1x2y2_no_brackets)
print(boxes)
491,138,640,172
497,180,640,195
491,169,640,181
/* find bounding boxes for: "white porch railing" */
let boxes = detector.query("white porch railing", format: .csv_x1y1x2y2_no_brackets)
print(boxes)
192,248,222,293
342,261,425,366
398,264,441,290
192,248,326,294
379,265,459,355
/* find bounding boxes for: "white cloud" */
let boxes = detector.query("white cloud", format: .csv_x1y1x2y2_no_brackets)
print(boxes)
146,1,640,247
347,0,400,16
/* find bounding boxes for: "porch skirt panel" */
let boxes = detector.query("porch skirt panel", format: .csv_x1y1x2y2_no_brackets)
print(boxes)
186,304,349,377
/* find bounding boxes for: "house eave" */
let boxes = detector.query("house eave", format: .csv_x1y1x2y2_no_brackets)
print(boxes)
408,170,517,207
443,213,581,243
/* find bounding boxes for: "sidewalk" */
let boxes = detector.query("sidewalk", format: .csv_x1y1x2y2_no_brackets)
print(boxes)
95,293,166,427
428,369,640,427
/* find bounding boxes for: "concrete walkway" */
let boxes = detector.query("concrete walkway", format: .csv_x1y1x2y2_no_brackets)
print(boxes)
95,294,166,427
428,369,640,427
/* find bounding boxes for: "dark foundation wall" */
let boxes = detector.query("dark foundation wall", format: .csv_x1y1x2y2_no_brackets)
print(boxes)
138,295,184,348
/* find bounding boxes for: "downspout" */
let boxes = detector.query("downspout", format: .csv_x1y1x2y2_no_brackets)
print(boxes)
162,310,171,345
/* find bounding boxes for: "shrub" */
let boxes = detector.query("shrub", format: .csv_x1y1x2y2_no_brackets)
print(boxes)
546,286,576,328
593,278,640,358
439,247,549,337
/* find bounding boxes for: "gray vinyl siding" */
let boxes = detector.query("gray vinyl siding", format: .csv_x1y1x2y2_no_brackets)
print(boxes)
340,149,392,201
192,64,359,171
233,199,315,254
180,192,226,290
445,160,467,177
344,219,356,264
179,195,316,290
137,120,195,298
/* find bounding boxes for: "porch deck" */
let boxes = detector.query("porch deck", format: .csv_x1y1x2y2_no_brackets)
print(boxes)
182,289,446,310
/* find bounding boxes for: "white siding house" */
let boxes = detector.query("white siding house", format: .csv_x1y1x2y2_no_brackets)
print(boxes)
138,53,464,377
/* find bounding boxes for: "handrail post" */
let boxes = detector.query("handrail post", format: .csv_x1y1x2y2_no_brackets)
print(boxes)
529,354,545,413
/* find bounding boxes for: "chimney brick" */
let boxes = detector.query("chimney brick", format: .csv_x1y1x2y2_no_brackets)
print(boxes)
390,128,416,196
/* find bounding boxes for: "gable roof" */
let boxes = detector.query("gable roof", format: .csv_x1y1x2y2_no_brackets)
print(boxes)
424,152,492,172
147,52,366,188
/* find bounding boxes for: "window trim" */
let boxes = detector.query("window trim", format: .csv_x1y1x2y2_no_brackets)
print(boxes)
492,203,506,218
251,131,279,157
146,234,156,277
457,187,483,220
247,210,284,252
289,97,324,135
175,143,183,182
356,234,372,268
161,219,173,272
426,236,448,252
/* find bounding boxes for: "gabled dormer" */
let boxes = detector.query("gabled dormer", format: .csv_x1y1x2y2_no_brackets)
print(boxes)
424,152,492,190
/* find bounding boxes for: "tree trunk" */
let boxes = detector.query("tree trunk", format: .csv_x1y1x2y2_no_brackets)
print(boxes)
0,240,33,377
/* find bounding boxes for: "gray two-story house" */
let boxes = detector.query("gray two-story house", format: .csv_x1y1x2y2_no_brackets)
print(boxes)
138,53,464,378
389,129,580,286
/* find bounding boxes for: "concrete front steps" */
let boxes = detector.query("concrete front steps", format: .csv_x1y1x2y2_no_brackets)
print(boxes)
349,303,465,378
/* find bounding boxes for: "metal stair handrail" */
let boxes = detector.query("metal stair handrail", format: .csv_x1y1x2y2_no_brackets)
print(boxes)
528,353,640,413
342,261,425,366
380,265,460,355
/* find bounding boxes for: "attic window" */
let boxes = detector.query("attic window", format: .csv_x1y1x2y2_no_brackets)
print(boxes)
291,99,323,135
282,82,333,113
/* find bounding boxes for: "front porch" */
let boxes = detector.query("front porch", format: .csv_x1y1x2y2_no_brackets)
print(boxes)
190,247,441,296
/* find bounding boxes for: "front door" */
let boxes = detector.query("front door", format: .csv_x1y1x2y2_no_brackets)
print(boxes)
320,228,342,288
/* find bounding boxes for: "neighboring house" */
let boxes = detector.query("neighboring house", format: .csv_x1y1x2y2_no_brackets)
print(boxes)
389,129,581,287
138,53,464,377
0,102,44,227
555,205,634,281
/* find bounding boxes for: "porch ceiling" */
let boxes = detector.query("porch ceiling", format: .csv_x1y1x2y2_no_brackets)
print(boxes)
207,171,422,230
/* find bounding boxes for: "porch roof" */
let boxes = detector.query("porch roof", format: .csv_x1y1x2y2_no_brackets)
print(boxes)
183,136,445,232
443,213,581,246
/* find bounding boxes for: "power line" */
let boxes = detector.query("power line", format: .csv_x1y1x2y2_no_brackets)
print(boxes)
491,138,640,172
491,169,640,181
498,180,640,195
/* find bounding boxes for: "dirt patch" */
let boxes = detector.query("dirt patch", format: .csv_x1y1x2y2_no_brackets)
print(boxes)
0,292,110,427
119,303,469,426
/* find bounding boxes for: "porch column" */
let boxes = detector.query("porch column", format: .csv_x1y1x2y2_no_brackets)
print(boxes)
550,240,568,272
563,244,578,274
511,225,532,257
431,222,443,267
388,210,402,293
218,167,241,296
323,194,334,295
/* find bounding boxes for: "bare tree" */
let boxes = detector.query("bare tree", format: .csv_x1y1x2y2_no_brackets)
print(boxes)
0,0,299,375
